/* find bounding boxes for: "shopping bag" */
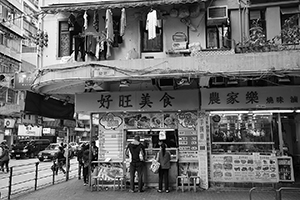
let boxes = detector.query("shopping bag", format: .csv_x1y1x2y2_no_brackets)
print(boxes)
150,160,160,174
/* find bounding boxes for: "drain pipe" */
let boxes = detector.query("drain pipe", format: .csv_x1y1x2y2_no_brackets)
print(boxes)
238,0,243,44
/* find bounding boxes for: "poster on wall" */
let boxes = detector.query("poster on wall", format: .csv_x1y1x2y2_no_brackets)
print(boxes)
210,154,278,183
178,112,198,161
178,162,200,183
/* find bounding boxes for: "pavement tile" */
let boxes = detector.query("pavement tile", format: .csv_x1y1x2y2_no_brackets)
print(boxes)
10,178,300,200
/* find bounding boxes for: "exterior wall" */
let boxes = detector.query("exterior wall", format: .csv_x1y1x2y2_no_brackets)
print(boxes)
42,5,208,67
230,10,240,45
266,6,281,41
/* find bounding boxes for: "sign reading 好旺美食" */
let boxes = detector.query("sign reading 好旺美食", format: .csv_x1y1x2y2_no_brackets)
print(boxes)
76,90,199,112
201,86,300,110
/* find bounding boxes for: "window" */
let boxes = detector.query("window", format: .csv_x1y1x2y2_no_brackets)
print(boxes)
211,113,274,154
249,9,266,37
280,7,300,44
140,19,163,52
58,21,71,57
206,19,231,49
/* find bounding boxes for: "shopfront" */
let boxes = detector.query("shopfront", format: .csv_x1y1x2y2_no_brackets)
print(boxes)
201,86,300,186
75,89,209,189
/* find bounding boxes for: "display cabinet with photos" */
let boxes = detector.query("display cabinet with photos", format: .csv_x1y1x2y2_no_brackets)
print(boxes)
210,113,274,154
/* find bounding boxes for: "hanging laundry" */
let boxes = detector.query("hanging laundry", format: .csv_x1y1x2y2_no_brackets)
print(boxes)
106,9,114,43
93,10,99,32
120,8,126,36
146,9,157,40
84,11,88,30
105,9,114,58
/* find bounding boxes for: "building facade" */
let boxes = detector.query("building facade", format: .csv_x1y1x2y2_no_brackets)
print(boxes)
0,0,24,144
32,0,300,188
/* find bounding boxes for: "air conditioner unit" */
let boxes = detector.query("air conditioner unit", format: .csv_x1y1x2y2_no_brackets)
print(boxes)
207,6,228,20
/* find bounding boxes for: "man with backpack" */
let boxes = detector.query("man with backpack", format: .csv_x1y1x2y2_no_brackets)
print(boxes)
125,135,145,193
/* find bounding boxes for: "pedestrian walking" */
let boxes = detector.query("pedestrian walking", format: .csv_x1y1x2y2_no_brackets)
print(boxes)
55,146,66,175
125,135,145,193
156,142,171,193
0,141,10,173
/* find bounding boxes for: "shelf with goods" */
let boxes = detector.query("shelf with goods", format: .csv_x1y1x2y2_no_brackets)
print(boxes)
277,156,294,182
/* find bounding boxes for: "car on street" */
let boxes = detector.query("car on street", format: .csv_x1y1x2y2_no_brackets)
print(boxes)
69,142,79,155
11,139,50,159
38,143,74,162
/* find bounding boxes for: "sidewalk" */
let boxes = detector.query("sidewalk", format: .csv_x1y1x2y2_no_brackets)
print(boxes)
11,178,300,200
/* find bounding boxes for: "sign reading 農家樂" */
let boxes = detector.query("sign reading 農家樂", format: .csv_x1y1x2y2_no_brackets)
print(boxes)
201,86,300,110
75,90,199,112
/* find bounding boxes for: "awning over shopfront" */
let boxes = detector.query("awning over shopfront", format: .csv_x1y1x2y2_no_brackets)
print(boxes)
41,0,205,13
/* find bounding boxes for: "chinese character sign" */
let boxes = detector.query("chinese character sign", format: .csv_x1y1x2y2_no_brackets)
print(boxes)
75,90,199,112
201,86,300,110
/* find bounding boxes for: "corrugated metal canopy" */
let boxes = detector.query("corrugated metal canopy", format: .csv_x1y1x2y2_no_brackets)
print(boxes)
41,0,204,13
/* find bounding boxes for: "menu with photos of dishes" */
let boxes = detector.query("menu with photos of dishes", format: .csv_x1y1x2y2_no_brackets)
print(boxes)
211,154,279,183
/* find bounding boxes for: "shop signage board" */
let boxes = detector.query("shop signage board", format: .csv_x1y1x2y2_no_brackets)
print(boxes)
17,124,42,136
75,90,199,112
201,86,300,110
198,112,209,189
210,154,279,183
98,113,124,161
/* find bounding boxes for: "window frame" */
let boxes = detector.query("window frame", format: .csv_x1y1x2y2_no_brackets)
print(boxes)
58,20,72,58
140,19,163,53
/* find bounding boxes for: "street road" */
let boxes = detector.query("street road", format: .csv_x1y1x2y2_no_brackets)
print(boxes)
0,157,78,199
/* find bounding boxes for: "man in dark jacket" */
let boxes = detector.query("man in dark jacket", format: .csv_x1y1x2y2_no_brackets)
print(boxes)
0,141,10,173
77,144,84,179
126,135,145,193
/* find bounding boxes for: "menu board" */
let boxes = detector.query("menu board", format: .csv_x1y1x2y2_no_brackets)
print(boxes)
178,112,198,161
99,130,124,161
211,154,278,183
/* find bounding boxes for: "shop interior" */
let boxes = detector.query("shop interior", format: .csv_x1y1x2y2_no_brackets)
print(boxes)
210,111,300,185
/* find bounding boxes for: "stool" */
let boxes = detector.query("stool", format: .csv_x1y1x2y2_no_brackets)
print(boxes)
113,175,125,191
189,176,200,192
176,175,190,192
91,176,104,191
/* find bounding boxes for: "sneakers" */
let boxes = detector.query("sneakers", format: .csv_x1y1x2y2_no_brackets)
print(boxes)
166,190,170,193
157,190,162,193
138,190,144,193
129,189,135,193
83,183,87,186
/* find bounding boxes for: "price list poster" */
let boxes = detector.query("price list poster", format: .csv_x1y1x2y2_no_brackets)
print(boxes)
98,113,124,161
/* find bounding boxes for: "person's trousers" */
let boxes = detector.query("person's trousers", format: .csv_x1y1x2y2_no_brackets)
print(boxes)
78,162,83,178
1,160,9,172
83,166,89,184
158,168,169,191
129,162,144,191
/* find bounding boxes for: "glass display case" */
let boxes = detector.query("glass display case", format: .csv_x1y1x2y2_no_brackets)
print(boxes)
145,148,178,162
277,156,294,182
210,113,274,154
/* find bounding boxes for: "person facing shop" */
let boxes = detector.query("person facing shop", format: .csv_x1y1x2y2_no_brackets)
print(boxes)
125,135,146,193
156,142,171,193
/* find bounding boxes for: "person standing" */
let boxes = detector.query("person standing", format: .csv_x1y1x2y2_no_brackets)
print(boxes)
126,135,145,193
82,144,90,186
156,142,171,193
0,141,10,173
91,141,98,169
77,144,84,180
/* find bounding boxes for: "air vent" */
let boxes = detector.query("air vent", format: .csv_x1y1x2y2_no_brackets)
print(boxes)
207,6,228,20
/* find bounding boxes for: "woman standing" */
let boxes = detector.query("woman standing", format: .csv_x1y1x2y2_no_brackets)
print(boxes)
157,142,171,193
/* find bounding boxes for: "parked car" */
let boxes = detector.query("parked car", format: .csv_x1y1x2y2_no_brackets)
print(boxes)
11,139,50,159
38,143,74,162
69,142,79,155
